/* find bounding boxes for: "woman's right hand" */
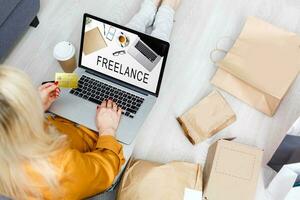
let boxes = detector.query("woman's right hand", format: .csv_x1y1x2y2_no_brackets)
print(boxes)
38,82,60,111
96,99,122,137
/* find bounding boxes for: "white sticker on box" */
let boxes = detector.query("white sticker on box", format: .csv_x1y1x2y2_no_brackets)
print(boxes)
184,188,203,200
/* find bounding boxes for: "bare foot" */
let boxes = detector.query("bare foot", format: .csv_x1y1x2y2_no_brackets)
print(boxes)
154,0,163,7
162,0,181,10
96,100,122,137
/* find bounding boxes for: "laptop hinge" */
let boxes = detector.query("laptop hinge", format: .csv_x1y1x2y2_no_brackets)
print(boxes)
85,69,150,96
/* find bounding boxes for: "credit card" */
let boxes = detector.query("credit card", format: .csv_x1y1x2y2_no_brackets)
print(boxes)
55,73,79,88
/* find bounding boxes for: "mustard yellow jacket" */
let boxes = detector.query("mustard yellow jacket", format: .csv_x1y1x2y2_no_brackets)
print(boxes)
27,116,125,199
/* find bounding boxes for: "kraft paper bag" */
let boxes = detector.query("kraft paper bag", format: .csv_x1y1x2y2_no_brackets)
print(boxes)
203,139,263,200
177,90,236,145
117,159,202,200
211,16,300,116
83,27,107,55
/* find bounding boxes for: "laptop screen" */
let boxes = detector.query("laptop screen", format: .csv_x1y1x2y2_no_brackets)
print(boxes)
79,14,169,96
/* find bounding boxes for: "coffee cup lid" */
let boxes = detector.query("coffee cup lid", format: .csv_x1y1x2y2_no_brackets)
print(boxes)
53,41,75,61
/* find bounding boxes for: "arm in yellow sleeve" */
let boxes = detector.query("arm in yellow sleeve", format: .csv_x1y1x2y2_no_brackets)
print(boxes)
58,135,125,199
47,116,98,153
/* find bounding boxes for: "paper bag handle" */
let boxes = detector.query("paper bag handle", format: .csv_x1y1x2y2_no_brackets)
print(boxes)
210,48,227,64
210,36,234,64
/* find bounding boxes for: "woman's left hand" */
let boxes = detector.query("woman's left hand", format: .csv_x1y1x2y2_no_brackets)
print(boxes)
38,82,60,111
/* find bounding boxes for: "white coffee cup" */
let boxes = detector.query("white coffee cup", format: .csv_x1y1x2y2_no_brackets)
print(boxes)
53,41,76,73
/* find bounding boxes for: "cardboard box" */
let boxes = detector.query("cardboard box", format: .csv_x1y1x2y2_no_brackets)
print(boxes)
203,139,263,200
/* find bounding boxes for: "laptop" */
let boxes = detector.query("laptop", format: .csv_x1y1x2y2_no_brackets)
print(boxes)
49,13,170,145
128,36,162,72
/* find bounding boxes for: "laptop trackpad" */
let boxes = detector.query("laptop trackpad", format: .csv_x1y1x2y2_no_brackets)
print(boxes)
49,92,98,131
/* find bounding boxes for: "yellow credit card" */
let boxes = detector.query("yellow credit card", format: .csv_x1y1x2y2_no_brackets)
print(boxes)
55,73,79,88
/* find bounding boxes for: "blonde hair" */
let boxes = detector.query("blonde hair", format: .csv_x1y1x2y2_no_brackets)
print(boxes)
0,66,68,199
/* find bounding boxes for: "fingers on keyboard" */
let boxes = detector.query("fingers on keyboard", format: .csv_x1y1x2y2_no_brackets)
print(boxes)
70,75,145,118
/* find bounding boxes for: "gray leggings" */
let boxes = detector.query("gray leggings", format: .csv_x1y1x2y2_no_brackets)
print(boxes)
126,0,175,42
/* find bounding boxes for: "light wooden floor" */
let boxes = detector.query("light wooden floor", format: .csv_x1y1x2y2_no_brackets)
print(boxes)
4,0,300,199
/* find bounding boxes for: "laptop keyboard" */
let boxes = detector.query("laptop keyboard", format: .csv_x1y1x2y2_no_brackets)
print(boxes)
135,41,157,62
69,75,144,118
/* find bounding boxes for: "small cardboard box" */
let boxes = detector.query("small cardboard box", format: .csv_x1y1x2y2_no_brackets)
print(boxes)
203,139,263,200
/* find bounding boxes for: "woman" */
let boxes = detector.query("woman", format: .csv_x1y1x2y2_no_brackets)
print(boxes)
0,0,181,198
0,66,124,199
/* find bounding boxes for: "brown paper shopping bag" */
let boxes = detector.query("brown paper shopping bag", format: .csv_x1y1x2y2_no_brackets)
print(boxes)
211,16,300,116
117,159,202,200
